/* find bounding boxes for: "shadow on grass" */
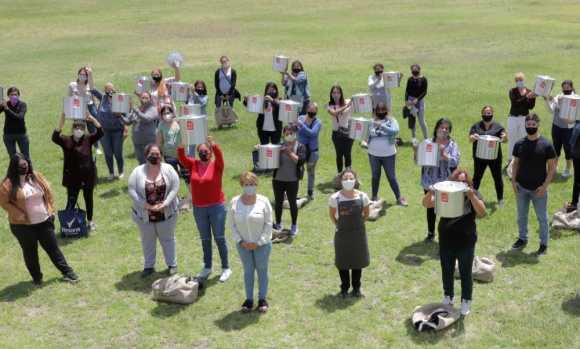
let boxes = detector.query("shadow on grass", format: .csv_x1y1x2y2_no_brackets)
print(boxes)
561,294,580,317
150,301,190,318
549,227,579,240
316,181,335,194
482,201,499,215
56,234,89,246
314,293,361,312
495,249,539,268
0,279,63,302
395,240,439,266
114,271,157,294
405,317,465,344
214,310,261,331
99,185,128,199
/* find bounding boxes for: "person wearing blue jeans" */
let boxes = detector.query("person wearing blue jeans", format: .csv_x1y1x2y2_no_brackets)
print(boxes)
193,203,229,272
100,128,125,179
511,114,556,256
295,102,322,200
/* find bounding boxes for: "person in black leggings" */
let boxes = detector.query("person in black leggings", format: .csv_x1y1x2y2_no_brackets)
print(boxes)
326,85,354,173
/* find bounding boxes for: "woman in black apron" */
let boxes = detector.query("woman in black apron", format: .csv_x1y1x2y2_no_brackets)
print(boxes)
328,169,370,298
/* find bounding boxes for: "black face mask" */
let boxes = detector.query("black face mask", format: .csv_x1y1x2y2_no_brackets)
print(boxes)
292,68,301,74
412,70,420,77
307,112,317,118
146,155,161,165
525,127,538,136
267,92,277,98
563,90,573,95
106,91,115,98
195,89,205,95
199,151,211,162
375,70,383,76
482,114,493,122
18,164,29,175
376,112,387,120
152,76,162,83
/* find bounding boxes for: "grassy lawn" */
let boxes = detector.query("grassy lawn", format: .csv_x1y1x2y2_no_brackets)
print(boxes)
1,0,580,348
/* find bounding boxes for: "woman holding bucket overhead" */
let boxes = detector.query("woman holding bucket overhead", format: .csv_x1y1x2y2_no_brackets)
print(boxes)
68,65,101,154
178,135,232,282
214,56,237,108
328,169,370,298
413,118,460,244
367,102,408,206
120,92,159,165
469,105,507,205
326,85,354,173
422,168,486,316
296,102,322,200
281,60,310,115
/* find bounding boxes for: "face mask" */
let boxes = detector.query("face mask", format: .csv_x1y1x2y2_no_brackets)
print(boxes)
78,75,88,83
221,63,229,69
243,186,257,195
152,76,162,83
376,112,387,120
525,127,538,136
146,154,161,165
292,68,301,73
307,112,317,118
140,98,150,106
73,129,85,138
163,114,173,122
342,180,355,191
412,70,420,77
516,81,525,88
563,90,573,95
18,164,29,175
199,151,211,162
375,70,383,76
267,92,277,98
437,130,450,138
482,114,493,122
332,93,341,101
195,89,205,95
9,96,19,104
106,91,115,98
285,134,296,142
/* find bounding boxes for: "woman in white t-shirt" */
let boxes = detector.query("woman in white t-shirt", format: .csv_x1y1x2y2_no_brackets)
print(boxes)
326,85,354,173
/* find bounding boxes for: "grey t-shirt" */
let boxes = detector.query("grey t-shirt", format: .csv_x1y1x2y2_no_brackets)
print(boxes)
274,143,298,182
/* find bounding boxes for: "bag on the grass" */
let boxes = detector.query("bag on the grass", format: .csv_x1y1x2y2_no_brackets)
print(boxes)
214,101,239,127
58,200,87,238
152,274,199,304
412,303,460,332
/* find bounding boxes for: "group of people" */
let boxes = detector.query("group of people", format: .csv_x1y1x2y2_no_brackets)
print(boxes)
0,56,577,317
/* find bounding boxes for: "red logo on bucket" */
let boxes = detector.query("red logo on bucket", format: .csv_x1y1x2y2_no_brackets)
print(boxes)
441,192,449,203
117,95,123,102
286,104,291,111
187,121,194,131
540,81,546,88
276,57,280,63
387,75,392,82
426,144,433,152
252,96,257,103
359,97,364,105
184,107,189,115
488,141,494,148
138,80,143,86
267,149,272,158
73,99,80,108
356,122,361,130
571,99,577,107
180,86,185,93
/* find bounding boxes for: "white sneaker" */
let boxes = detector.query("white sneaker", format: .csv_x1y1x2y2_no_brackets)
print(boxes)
442,295,453,305
95,148,103,155
219,268,232,282
562,169,572,177
498,199,505,206
360,141,368,149
409,138,417,144
197,268,213,278
461,299,471,316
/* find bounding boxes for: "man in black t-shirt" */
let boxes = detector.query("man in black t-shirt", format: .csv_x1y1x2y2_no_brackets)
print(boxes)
511,114,556,256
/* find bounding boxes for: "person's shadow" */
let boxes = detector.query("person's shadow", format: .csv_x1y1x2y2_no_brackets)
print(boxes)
495,249,539,268
214,310,261,331
396,240,439,266
0,281,41,302
562,294,580,317
314,293,362,312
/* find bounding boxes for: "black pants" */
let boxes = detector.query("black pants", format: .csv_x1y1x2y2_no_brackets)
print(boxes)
572,156,580,205
258,129,281,145
339,269,362,292
164,156,190,185
67,185,94,221
472,156,504,201
425,189,436,233
10,216,72,281
272,179,299,225
331,131,354,173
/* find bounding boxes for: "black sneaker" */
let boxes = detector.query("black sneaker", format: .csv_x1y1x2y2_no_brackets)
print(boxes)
424,232,435,244
141,268,155,278
351,289,362,298
511,238,528,250
63,271,80,282
536,244,548,256
337,290,348,299
32,279,42,287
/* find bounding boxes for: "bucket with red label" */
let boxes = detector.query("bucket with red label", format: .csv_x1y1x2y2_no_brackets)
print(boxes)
246,94,264,114
434,181,467,218
416,139,441,167
351,93,372,114
278,100,300,123
475,135,500,160
258,144,281,169
63,96,87,119
348,117,371,141
177,115,208,146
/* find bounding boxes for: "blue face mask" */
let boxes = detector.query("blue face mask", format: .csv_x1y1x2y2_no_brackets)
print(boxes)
516,81,525,88
243,186,257,195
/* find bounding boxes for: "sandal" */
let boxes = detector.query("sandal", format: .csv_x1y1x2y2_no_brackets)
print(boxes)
257,299,268,313
240,299,254,313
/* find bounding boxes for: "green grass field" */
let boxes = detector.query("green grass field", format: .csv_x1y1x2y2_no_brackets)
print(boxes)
1,0,580,348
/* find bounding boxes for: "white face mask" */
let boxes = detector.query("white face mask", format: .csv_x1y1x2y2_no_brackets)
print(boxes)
222,62,229,69
78,75,87,83
342,179,356,191
285,134,296,142
163,114,173,122
242,186,257,195
73,129,85,138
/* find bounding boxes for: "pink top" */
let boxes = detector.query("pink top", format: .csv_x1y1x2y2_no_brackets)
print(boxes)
22,182,49,224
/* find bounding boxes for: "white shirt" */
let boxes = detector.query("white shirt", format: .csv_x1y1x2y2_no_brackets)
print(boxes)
328,191,370,219
228,194,272,245
262,103,276,131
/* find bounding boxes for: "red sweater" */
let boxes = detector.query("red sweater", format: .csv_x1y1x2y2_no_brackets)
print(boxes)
178,144,225,207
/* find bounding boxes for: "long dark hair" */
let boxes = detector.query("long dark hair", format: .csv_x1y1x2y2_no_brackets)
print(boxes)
194,80,207,95
328,85,345,106
3,153,46,201
432,118,453,140
263,82,279,107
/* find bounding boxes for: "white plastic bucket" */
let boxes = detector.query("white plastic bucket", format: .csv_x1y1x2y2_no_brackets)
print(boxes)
177,115,208,146
258,144,281,169
383,71,401,88
348,117,371,141
434,181,467,218
63,96,87,120
246,95,264,114
273,55,290,73
171,82,189,102
111,93,132,113
533,75,556,97
135,76,152,95
352,93,372,114
416,139,440,167
278,100,300,123
475,135,501,160
560,96,580,121
179,104,202,117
